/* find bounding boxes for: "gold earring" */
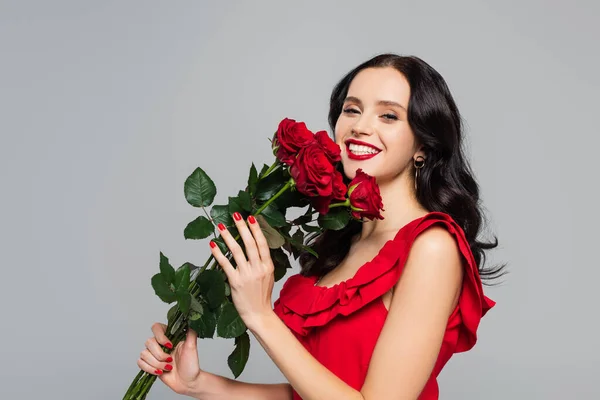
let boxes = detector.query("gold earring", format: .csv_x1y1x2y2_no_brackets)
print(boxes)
414,156,425,191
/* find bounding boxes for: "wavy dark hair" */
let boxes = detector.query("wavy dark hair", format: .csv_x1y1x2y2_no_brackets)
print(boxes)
299,53,506,285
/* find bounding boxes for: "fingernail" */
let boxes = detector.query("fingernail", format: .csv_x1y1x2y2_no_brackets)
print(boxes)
218,223,226,231
233,212,242,221
248,215,256,224
164,364,173,371
164,342,173,349
155,369,163,375
166,357,173,363
209,241,216,249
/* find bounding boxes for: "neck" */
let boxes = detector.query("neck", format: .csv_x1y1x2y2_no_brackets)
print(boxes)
357,171,428,242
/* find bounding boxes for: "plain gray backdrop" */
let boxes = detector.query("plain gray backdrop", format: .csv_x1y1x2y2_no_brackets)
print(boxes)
1,1,598,399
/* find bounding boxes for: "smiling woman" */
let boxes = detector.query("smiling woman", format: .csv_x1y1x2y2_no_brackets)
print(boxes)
138,53,505,400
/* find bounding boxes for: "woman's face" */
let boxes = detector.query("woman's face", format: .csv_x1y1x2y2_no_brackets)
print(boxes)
334,67,422,184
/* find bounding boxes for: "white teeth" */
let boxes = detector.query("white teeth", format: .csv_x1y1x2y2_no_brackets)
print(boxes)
348,143,379,155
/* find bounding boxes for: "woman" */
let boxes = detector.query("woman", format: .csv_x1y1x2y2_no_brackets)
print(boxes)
136,53,504,399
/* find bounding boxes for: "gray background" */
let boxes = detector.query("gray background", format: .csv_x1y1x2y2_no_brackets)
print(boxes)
1,1,598,399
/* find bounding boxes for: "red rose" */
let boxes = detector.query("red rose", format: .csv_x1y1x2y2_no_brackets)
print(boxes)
348,169,385,220
272,118,315,166
290,142,336,198
310,170,347,214
314,130,341,163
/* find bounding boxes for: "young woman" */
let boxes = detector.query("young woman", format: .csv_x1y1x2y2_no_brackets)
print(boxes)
136,53,504,399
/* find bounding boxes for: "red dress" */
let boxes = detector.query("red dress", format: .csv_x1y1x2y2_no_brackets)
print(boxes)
273,211,495,399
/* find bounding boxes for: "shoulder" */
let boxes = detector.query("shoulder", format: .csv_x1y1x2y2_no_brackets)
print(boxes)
396,222,464,295
412,224,463,260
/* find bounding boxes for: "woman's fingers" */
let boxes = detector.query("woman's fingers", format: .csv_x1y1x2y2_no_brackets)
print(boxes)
210,236,238,283
151,322,173,349
137,353,164,376
145,336,173,364
140,348,172,372
232,212,261,265
246,215,273,271
215,221,250,273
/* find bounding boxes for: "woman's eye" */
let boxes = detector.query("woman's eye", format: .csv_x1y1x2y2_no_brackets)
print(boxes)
382,113,398,121
342,108,359,114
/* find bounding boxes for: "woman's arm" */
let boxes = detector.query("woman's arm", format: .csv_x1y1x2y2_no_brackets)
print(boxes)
188,371,293,400
249,226,463,400
210,214,463,399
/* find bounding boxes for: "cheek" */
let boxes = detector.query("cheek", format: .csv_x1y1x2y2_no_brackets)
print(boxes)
383,126,416,152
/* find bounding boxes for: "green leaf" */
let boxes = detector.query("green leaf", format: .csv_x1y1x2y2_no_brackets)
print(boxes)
255,166,285,201
184,167,217,207
318,207,350,230
292,214,313,225
167,304,178,325
170,315,183,336
189,307,217,338
271,248,292,282
190,296,204,315
196,269,226,310
274,188,308,210
217,302,247,338
224,281,231,297
151,273,176,303
210,205,234,228
302,223,322,233
248,163,258,196
259,163,270,177
279,224,292,236
180,262,200,273
189,311,202,321
255,215,285,249
228,196,245,216
174,264,191,294
260,203,286,227
237,190,252,212
184,216,214,240
176,291,191,314
292,228,305,247
228,331,250,378
159,252,176,284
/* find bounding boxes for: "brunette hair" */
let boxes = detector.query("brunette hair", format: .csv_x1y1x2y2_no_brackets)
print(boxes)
299,53,506,284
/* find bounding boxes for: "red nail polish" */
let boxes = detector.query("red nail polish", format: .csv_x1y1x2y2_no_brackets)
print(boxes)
164,364,173,371
166,357,173,363
248,215,256,224
164,342,173,349
155,369,163,375
209,241,216,249
218,223,226,231
233,212,242,221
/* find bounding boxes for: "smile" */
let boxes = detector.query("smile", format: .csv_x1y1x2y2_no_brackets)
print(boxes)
346,142,381,160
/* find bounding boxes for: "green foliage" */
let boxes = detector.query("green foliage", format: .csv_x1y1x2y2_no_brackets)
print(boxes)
184,216,214,240
184,167,217,207
318,207,350,230
228,332,250,378
217,301,247,339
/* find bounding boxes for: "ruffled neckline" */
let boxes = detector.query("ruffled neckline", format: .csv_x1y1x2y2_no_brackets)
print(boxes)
310,212,429,290
273,211,495,345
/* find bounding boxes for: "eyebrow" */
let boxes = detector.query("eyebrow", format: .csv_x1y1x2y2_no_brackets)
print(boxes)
344,96,407,111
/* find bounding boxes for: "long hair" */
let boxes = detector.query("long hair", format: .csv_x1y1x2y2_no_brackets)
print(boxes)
299,53,506,285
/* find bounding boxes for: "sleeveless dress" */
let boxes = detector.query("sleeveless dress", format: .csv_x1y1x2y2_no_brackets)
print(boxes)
273,211,495,399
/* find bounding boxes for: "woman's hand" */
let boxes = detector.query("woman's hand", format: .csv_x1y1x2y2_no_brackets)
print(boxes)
137,323,203,396
209,212,275,331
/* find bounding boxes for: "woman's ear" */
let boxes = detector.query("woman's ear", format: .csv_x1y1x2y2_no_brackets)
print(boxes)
414,145,426,160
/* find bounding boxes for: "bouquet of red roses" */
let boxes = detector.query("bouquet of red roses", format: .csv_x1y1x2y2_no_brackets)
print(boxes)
123,118,384,400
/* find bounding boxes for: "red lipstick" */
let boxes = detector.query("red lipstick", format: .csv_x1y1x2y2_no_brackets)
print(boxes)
345,139,381,161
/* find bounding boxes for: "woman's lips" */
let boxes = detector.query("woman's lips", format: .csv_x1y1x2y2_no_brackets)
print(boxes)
346,144,380,160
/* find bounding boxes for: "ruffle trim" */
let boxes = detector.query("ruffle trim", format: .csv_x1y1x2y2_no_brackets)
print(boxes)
273,211,495,352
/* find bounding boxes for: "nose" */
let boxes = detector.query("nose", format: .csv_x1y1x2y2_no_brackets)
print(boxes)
351,116,374,137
